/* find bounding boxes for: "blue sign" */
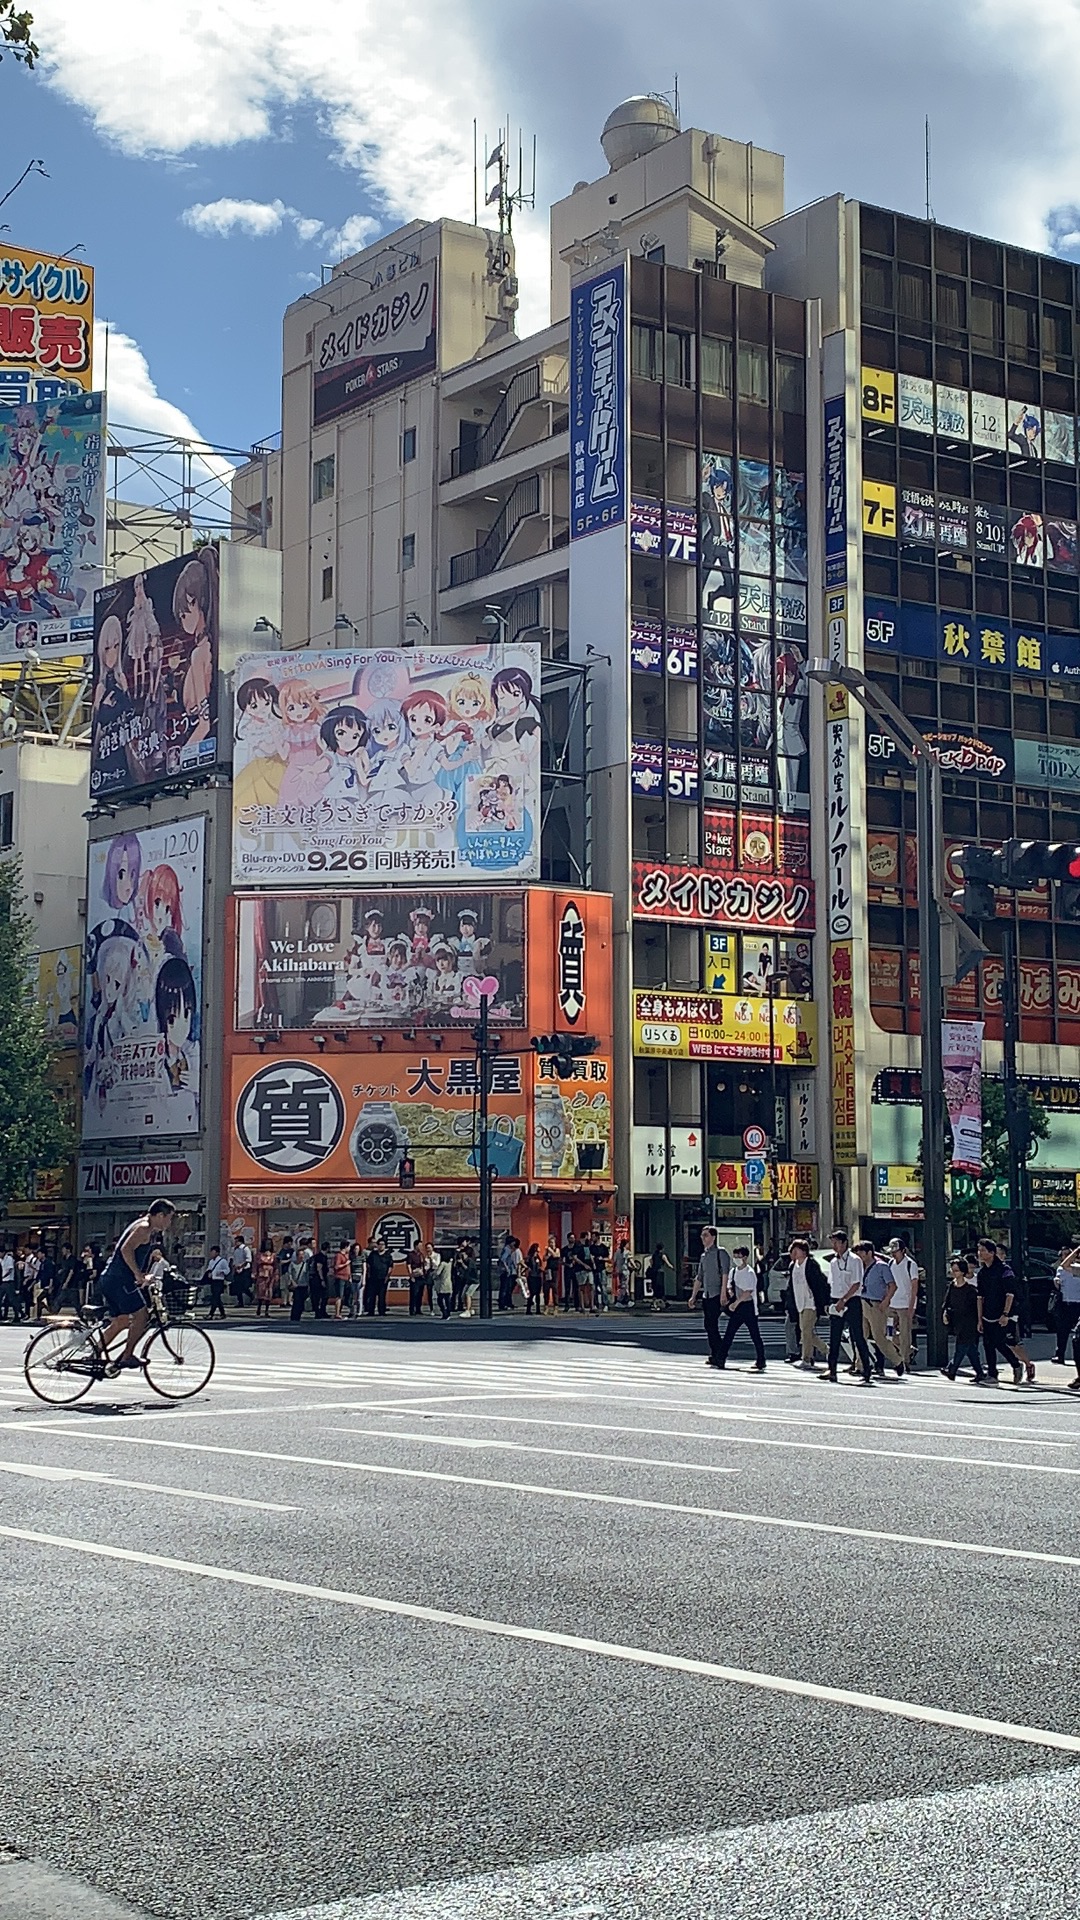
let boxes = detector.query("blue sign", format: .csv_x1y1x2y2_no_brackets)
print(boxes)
823,395,847,587
570,262,627,540
863,597,1080,679
744,1156,767,1187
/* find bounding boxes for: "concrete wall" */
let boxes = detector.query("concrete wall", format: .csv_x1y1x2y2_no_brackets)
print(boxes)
0,742,89,951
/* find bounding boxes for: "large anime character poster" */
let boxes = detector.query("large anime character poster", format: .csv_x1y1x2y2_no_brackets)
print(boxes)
231,643,543,885
82,820,205,1141
0,390,104,658
90,546,220,799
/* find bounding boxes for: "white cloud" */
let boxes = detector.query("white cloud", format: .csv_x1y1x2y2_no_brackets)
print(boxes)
181,197,380,259
95,319,236,523
183,197,291,238
32,0,1080,337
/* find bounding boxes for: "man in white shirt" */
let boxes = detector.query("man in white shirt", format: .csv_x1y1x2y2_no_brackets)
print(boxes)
712,1244,766,1371
0,1243,20,1323
886,1237,920,1368
230,1238,253,1309
824,1228,874,1385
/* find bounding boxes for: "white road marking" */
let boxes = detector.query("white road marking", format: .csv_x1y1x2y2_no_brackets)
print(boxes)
2,1521,1078,1756
324,1428,1080,1573
0,1457,294,1511
344,1405,1080,1477
327,1427,736,1477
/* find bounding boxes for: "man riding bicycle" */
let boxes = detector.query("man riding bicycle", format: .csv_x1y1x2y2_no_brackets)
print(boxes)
99,1199,176,1377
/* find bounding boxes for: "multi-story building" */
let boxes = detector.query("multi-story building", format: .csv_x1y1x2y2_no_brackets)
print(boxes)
764,195,1080,1236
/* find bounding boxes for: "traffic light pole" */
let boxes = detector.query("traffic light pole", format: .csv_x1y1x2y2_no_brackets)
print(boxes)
999,915,1029,1306
807,661,949,1367
915,750,949,1370
477,989,493,1321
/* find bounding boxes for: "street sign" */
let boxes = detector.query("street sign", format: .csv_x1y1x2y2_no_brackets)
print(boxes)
743,1155,767,1194
742,1125,767,1154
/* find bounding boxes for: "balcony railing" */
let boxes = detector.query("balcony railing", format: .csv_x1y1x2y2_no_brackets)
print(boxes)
450,363,565,477
447,475,541,587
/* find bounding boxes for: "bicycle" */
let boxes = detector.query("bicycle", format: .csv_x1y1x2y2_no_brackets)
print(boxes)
23,1273,216,1407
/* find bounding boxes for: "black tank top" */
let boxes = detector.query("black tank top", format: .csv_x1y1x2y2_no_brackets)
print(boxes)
100,1226,151,1290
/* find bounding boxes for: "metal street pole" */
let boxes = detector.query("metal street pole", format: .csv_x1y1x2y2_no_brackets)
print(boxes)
806,660,950,1368
477,989,493,1320
915,751,948,1369
999,915,1028,1301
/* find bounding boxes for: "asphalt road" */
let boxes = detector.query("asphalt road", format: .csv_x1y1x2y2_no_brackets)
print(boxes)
0,1311,1078,1919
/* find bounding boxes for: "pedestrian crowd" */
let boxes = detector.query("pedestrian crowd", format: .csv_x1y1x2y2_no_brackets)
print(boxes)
690,1224,1080,1389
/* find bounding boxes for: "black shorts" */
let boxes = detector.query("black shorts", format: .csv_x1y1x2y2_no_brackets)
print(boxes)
100,1267,146,1318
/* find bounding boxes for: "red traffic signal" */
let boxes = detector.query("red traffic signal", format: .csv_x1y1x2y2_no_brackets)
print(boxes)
398,1155,415,1190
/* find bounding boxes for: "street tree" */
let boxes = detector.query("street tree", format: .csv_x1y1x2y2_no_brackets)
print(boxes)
0,857,71,1205
0,5,35,64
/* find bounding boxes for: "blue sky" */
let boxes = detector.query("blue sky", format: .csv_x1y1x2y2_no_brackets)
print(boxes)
5,0,1080,483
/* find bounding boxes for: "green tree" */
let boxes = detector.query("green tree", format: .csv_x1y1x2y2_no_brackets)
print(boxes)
947,1078,1049,1243
0,5,36,65
0,858,70,1204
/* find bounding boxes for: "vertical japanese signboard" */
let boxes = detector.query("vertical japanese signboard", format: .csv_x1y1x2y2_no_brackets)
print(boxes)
0,244,94,393
570,262,626,539
824,375,858,1164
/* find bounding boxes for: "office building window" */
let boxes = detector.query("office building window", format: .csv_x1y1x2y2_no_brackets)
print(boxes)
775,351,805,412
402,427,417,463
0,790,11,848
701,335,732,396
321,565,333,600
631,322,662,381
664,329,693,386
737,341,768,405
312,454,336,502
401,534,416,570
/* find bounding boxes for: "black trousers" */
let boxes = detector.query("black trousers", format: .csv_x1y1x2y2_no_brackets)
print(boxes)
829,1299,871,1380
1053,1296,1080,1362
289,1285,308,1322
206,1286,226,1320
409,1277,426,1315
716,1300,765,1367
310,1283,328,1319
363,1279,387,1316
983,1320,1021,1378
703,1293,725,1362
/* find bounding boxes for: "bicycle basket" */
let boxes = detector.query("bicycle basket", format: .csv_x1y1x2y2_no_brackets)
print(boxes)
162,1274,196,1318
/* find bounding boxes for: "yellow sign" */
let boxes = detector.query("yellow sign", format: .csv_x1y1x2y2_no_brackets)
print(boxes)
874,1165,923,1211
861,365,896,424
0,243,94,390
633,990,818,1065
709,1162,820,1203
862,479,897,537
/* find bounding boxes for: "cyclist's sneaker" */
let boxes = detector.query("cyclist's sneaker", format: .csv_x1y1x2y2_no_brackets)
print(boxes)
105,1356,140,1378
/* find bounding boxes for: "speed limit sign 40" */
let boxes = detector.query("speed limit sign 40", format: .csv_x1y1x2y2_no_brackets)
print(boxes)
742,1125,767,1154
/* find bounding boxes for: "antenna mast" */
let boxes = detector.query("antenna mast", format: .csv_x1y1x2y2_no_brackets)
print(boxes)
485,117,536,274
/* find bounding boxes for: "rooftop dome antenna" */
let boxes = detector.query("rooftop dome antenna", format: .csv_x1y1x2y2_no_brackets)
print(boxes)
601,94,681,172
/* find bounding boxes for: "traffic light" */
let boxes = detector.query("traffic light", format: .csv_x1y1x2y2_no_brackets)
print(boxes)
531,1033,600,1079
955,844,1002,920
1001,841,1080,917
398,1153,415,1190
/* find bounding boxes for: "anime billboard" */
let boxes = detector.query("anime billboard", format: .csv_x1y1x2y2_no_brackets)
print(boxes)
0,390,104,659
235,890,526,1031
82,819,205,1141
231,642,542,886
90,547,219,799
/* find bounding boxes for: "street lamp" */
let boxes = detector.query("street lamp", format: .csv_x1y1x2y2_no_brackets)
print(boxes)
334,614,361,639
482,604,510,644
805,659,984,1367
252,616,281,639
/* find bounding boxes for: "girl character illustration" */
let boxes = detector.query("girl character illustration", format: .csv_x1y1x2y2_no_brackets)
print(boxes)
233,678,287,812
10,519,60,615
92,613,129,719
1011,512,1046,567
48,950,79,1042
155,955,197,1092
491,772,519,830
277,678,331,805
439,672,492,769
137,864,184,971
124,573,160,705
398,689,449,803
83,935,138,1111
86,831,142,991
319,704,370,797
176,550,218,759
486,667,540,775
365,699,406,791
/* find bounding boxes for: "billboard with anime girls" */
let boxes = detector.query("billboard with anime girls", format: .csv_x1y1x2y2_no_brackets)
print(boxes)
231,642,542,886
82,819,205,1141
90,546,219,799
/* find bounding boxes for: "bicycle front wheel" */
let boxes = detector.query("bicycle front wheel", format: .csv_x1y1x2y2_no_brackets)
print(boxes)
142,1323,215,1401
23,1324,98,1406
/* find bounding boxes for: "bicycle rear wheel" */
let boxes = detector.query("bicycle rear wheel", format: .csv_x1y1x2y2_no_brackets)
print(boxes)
142,1323,215,1400
23,1324,98,1406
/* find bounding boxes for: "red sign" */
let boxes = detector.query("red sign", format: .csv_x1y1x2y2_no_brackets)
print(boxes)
633,862,815,931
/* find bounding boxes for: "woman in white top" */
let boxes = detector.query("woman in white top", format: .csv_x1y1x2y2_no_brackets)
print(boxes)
886,1239,920,1368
